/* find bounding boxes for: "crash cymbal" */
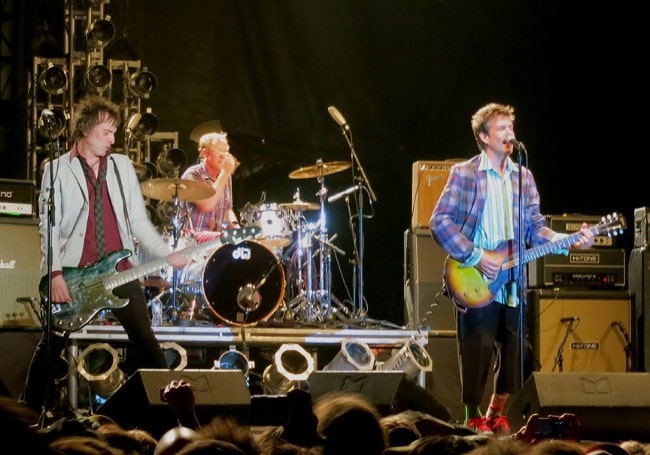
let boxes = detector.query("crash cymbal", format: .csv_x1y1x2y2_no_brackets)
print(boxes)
140,178,215,202
288,161,351,179
279,200,320,211
190,120,224,143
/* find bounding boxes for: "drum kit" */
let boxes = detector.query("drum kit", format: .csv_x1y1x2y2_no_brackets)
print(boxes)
138,158,352,328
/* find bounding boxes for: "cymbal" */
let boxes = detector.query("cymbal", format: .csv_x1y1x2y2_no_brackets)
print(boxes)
279,200,320,211
288,161,351,179
140,178,215,202
190,120,224,143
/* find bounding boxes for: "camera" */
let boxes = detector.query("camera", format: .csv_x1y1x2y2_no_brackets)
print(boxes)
514,413,581,443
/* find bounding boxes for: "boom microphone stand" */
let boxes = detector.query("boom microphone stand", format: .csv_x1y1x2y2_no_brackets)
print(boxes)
327,106,377,319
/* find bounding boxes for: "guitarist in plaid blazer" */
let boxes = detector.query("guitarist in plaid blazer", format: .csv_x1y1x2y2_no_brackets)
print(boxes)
430,102,594,435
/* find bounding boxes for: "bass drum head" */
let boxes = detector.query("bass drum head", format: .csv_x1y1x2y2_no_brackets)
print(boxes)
202,240,285,326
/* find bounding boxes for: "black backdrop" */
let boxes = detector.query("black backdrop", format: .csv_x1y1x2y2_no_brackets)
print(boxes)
4,0,645,325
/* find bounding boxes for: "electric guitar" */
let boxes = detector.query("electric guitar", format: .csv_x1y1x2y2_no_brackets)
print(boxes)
41,227,260,332
443,213,626,310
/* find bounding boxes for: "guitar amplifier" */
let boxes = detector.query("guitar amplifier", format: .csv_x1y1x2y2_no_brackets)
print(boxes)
0,178,36,217
546,213,622,248
527,248,626,290
411,160,461,229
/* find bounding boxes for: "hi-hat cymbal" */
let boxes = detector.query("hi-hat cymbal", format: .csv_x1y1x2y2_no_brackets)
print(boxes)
279,200,320,211
140,178,215,202
288,161,351,179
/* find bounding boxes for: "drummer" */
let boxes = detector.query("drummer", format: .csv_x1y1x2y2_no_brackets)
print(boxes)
181,131,240,243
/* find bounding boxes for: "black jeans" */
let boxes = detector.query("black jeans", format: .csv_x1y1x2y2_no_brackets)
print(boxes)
20,279,167,413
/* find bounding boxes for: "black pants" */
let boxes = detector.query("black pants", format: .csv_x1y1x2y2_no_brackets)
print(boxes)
456,301,520,405
20,279,167,413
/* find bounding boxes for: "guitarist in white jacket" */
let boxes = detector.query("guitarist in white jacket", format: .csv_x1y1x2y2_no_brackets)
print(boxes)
430,102,594,435
20,95,188,418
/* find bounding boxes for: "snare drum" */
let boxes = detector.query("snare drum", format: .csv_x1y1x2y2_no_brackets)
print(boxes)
239,202,293,249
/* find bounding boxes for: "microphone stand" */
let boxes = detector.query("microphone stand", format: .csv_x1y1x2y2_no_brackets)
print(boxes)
41,119,61,426
516,144,527,387
553,319,577,372
336,126,377,319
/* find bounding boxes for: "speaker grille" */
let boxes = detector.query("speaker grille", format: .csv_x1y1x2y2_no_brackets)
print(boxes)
0,217,41,328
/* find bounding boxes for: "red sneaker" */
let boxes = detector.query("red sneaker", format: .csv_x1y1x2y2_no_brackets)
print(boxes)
467,416,494,435
489,415,511,434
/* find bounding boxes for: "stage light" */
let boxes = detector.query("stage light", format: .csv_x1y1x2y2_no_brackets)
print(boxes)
85,17,116,49
156,147,187,177
77,343,125,398
38,61,67,95
38,107,68,140
262,343,315,395
214,346,255,386
376,339,432,380
323,339,376,371
128,67,158,99
160,342,188,370
85,64,111,93
132,111,159,141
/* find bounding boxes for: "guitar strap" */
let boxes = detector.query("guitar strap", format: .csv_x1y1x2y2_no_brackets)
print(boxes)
110,157,139,255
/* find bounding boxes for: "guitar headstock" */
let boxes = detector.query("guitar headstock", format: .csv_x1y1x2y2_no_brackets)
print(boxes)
220,226,262,244
596,212,627,237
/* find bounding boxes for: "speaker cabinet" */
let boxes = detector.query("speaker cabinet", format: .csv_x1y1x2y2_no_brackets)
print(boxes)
308,370,450,422
404,228,454,330
0,217,41,328
628,247,650,371
527,290,633,373
506,372,650,442
97,369,250,438
411,161,453,229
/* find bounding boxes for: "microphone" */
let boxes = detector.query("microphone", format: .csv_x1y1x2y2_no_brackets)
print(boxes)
561,316,579,323
505,135,522,149
327,105,349,130
328,184,361,203
126,113,141,134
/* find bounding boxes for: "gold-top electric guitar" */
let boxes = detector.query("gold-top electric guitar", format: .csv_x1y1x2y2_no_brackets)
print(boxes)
41,227,260,332
443,213,626,310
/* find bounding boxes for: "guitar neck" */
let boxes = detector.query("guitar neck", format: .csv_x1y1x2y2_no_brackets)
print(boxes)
103,236,225,291
504,228,596,270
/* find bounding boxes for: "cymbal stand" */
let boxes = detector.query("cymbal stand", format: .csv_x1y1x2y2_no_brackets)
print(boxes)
167,180,185,325
312,160,333,320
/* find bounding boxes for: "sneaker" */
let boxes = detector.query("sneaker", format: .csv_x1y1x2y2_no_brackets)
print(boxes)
489,415,511,434
467,416,493,435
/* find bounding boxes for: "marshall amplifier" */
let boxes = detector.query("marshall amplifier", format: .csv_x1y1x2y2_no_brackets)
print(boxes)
0,178,35,217
527,248,626,290
547,213,622,248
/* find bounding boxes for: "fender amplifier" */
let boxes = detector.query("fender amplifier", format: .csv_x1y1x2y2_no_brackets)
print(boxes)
411,160,461,229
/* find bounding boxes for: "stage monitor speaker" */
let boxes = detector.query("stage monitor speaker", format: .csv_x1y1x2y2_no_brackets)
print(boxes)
0,217,41,328
506,372,650,442
308,370,451,422
404,228,454,331
97,369,250,438
527,289,633,373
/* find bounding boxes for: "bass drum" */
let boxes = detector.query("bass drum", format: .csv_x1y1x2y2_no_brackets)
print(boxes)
182,240,285,326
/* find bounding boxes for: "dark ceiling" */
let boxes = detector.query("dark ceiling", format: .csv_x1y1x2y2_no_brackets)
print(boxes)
3,0,645,325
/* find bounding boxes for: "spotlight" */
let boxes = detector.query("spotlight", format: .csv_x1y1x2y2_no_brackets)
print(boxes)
132,111,159,141
77,343,125,398
38,61,67,95
262,344,315,395
85,64,111,93
85,17,116,49
324,339,375,371
160,342,188,370
376,339,432,380
214,346,255,386
156,147,187,176
128,67,158,99
38,107,68,140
